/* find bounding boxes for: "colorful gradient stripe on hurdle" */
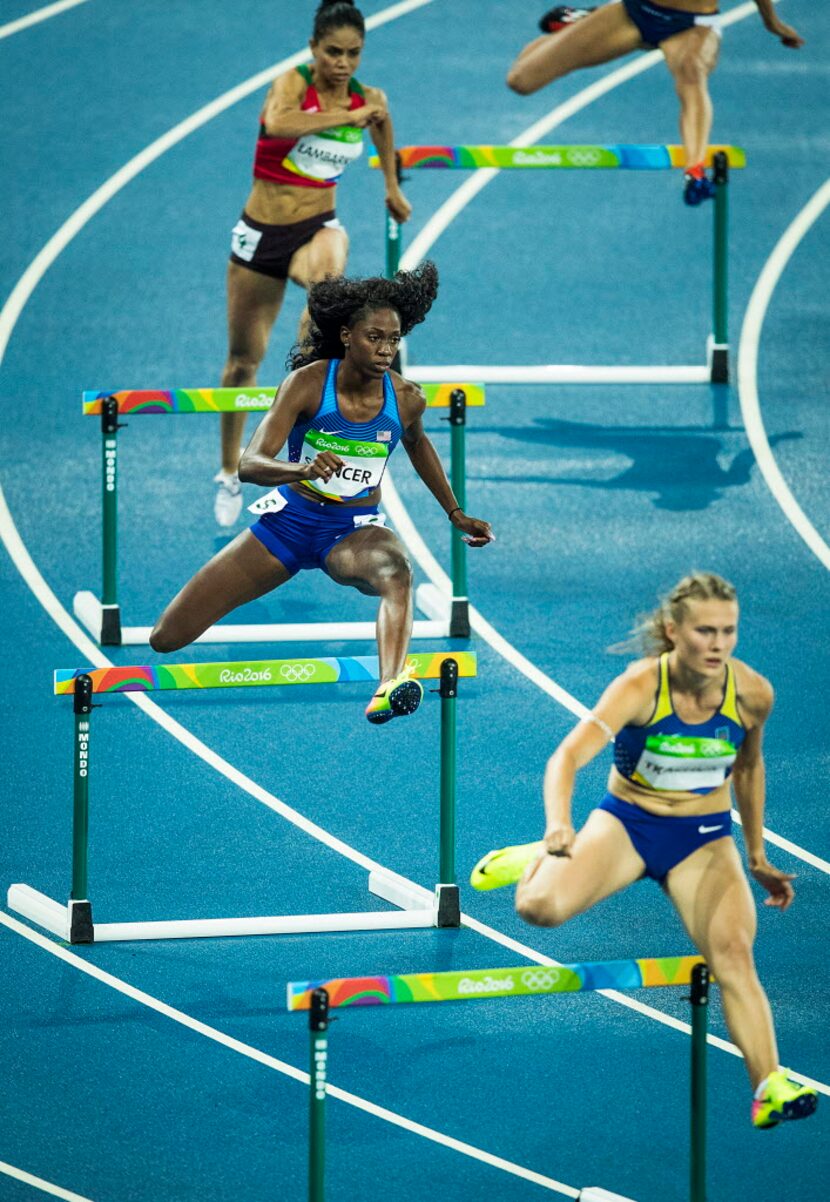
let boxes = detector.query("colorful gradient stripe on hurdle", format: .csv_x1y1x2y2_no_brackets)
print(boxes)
287,955,706,1010
81,382,485,416
53,652,477,695
370,145,746,171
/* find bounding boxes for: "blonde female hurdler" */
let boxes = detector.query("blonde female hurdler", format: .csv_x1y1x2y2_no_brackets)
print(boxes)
472,572,817,1129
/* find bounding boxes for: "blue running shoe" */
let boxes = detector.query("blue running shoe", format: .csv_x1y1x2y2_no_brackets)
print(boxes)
683,169,716,206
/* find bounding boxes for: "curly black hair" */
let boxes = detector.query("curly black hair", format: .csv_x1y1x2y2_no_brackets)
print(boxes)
313,0,365,41
288,261,439,369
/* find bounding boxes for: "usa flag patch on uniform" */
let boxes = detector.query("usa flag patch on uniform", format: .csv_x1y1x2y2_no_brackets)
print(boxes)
376,430,391,442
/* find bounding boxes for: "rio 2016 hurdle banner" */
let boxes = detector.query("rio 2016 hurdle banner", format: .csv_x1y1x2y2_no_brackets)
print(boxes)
53,652,477,696
370,144,746,171
81,382,485,416
287,954,705,1010
376,144,743,388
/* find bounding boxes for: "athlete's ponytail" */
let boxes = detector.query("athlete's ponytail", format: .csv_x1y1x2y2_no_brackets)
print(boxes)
312,0,365,41
288,261,440,370
614,571,738,655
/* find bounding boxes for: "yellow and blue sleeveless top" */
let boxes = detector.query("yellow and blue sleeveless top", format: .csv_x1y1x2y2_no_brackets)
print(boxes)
288,359,403,502
613,653,745,796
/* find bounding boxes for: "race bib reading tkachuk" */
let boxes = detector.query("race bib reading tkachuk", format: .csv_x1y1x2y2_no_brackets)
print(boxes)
633,734,737,793
301,428,388,500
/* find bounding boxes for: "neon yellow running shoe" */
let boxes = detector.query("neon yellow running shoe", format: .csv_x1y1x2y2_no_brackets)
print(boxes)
751,1071,818,1130
365,667,423,725
469,841,543,890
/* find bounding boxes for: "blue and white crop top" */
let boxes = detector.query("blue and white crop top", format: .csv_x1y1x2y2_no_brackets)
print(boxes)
612,653,745,797
288,359,403,502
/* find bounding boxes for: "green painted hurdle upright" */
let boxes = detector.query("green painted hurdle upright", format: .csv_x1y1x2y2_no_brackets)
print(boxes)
7,652,475,944
288,955,712,1202
372,143,745,384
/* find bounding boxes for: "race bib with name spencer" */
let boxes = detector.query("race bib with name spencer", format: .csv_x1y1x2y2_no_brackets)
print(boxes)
301,428,388,500
283,124,364,183
632,734,737,792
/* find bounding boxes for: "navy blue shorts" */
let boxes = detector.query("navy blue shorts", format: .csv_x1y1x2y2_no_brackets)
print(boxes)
598,793,732,882
622,0,720,46
250,486,384,576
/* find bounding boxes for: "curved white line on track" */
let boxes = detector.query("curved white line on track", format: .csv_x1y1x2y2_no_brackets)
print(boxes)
737,178,830,571
0,912,579,1198
0,0,89,41
0,0,826,1170
0,1159,95,1202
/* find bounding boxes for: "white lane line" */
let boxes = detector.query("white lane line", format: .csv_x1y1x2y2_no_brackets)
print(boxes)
0,913,579,1198
0,0,825,1145
0,1160,95,1202
0,0,89,41
383,473,830,876
0,0,436,367
6,463,826,1095
737,178,830,572
402,0,766,267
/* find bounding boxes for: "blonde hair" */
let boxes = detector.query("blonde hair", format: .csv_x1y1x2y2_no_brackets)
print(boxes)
615,572,738,656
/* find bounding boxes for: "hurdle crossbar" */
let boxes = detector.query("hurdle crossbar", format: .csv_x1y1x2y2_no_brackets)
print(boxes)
373,145,741,383
8,655,470,943
286,954,705,1010
290,958,711,1202
75,384,483,646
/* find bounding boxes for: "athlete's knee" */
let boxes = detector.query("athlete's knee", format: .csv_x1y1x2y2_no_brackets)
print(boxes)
149,616,186,654
223,350,263,385
707,931,756,981
372,546,413,593
515,880,567,928
672,50,711,91
506,63,536,95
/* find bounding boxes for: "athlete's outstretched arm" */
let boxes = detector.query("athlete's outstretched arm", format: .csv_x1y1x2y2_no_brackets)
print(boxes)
366,86,411,224
753,0,804,47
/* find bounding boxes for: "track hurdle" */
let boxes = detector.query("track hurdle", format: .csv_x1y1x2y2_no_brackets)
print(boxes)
7,653,473,943
74,382,484,645
373,144,744,384
290,958,711,1202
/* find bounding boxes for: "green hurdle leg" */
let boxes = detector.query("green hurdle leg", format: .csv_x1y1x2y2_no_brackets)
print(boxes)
101,397,123,644
70,675,94,943
436,659,461,927
711,152,729,383
689,962,709,1202
309,988,329,1202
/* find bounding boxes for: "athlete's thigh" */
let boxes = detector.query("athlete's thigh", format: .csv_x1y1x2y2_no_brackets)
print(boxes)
664,836,756,958
226,261,287,360
511,3,645,90
519,808,647,922
325,525,408,592
660,25,720,78
289,225,349,288
166,530,293,624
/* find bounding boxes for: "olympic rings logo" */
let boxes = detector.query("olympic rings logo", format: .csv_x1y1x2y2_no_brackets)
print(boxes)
521,969,560,990
355,445,378,456
279,663,318,683
566,149,602,167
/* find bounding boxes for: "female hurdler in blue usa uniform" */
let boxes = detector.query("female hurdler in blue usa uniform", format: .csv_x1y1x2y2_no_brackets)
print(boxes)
151,262,494,724
508,2,804,204
471,572,817,1128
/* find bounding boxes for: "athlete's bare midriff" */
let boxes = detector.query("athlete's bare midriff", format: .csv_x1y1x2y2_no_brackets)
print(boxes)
245,177,340,225
638,0,719,15
607,765,733,817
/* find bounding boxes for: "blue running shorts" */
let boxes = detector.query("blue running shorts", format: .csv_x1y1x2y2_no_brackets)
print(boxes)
598,793,732,881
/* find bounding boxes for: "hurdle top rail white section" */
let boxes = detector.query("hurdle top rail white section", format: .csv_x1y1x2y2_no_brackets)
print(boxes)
369,144,746,171
54,652,477,695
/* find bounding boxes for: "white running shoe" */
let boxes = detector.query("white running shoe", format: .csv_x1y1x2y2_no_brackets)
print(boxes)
213,470,242,527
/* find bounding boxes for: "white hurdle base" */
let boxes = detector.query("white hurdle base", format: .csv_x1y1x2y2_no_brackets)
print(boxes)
7,872,454,943
73,586,455,646
407,363,711,385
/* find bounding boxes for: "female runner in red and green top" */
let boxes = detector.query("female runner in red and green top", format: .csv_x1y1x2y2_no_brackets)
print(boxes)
472,572,817,1128
214,0,411,526
152,262,494,724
